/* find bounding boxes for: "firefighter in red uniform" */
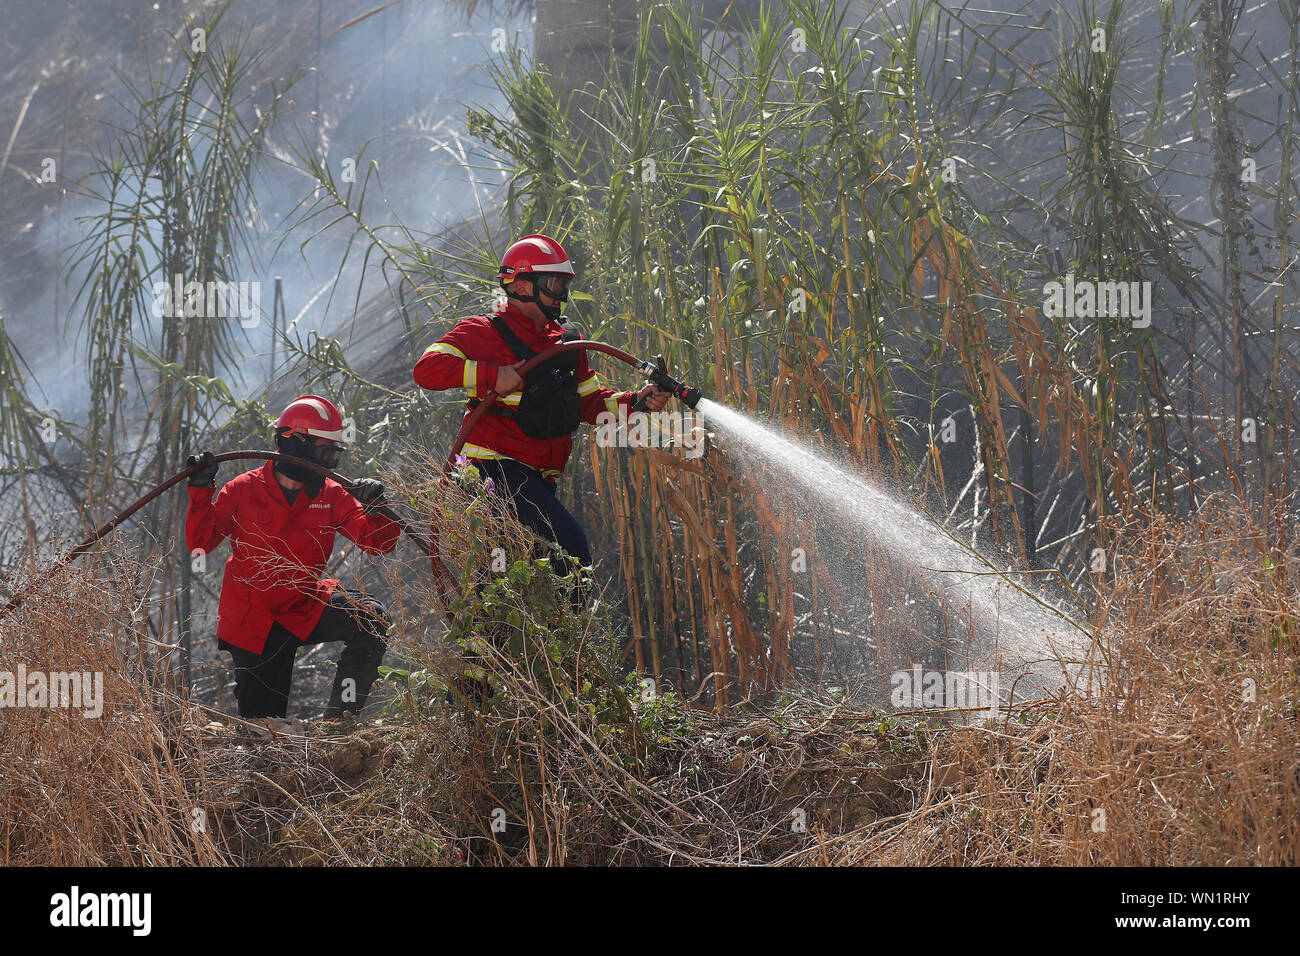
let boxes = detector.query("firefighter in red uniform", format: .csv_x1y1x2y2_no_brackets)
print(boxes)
185,395,400,719
413,233,670,583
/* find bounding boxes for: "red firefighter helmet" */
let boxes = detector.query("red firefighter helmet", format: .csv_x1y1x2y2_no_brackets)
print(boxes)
496,233,576,286
275,395,348,443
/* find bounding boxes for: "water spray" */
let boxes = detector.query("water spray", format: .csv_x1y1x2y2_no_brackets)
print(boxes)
696,400,1094,707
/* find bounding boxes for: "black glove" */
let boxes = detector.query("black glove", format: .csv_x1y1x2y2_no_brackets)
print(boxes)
186,451,218,488
352,478,386,513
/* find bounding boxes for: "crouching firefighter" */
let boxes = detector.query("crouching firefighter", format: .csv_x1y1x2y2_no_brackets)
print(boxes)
184,395,400,719
413,233,672,591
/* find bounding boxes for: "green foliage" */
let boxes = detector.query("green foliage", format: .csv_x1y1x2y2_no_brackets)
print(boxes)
69,3,302,503
376,664,445,721
441,462,595,694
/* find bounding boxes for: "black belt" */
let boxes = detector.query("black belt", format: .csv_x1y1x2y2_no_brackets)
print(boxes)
466,398,514,419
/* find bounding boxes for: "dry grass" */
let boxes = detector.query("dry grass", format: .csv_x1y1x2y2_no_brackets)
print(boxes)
818,497,1300,865
0,551,225,865
0,494,1294,865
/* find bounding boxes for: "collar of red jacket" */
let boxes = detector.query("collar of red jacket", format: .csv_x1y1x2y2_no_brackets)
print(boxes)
494,299,565,343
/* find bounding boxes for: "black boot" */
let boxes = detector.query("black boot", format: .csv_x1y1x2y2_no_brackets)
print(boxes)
324,603,390,718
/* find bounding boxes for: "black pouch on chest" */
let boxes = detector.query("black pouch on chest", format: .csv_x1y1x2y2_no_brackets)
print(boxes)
485,315,582,439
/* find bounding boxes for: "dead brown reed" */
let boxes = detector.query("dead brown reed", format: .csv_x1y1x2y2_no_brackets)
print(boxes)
2,486,1292,866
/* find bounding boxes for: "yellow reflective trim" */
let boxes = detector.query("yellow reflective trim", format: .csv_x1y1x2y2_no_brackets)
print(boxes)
462,360,477,390
577,373,602,397
463,446,562,479
462,443,506,461
604,395,620,416
426,341,467,359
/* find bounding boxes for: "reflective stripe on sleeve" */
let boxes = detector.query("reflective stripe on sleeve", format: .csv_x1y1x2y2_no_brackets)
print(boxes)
425,342,467,359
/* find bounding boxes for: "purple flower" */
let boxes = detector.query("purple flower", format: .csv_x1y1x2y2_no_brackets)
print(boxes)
453,453,469,469
483,478,495,493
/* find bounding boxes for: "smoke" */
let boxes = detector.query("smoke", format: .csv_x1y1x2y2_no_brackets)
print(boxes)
0,0,530,423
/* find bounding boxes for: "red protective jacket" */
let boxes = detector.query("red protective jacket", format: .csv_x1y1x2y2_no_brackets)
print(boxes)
185,461,400,654
413,302,635,477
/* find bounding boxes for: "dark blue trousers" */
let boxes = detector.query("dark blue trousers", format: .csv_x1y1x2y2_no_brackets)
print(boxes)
476,458,593,573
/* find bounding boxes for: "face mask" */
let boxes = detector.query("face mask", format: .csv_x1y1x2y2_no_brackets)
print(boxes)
508,273,572,322
275,433,343,493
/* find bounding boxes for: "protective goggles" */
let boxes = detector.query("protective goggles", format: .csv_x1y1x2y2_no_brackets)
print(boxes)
311,440,345,469
532,273,573,301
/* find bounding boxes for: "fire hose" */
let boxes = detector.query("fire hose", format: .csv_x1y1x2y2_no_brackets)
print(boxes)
443,340,702,474
0,343,703,626
435,339,702,582
0,450,459,621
